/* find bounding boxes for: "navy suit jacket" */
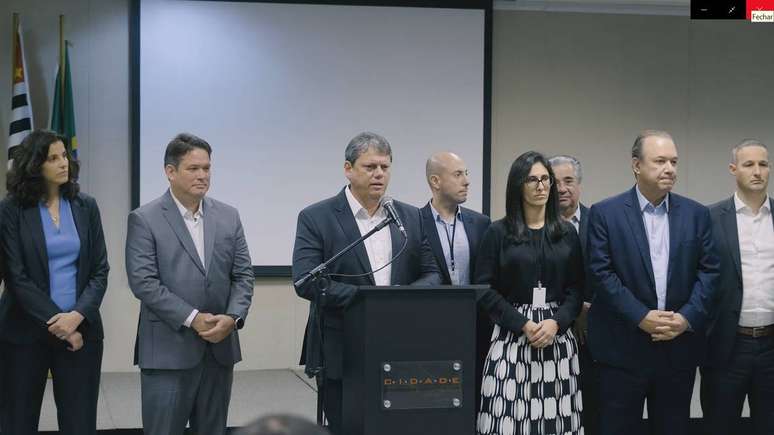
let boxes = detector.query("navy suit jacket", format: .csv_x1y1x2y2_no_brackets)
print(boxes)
704,196,774,368
419,202,491,285
0,193,110,344
292,188,442,378
587,186,719,370
577,204,592,302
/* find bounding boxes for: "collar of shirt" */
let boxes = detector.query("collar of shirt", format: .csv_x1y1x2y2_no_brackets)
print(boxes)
636,184,669,214
734,192,771,216
571,204,581,225
170,190,204,221
429,200,462,225
345,185,386,220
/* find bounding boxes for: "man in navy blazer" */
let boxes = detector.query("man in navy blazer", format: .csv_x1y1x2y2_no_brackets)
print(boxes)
587,130,719,435
701,139,774,435
292,132,442,434
419,151,490,412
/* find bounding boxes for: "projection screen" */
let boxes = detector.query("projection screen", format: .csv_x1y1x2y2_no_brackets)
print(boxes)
135,0,491,274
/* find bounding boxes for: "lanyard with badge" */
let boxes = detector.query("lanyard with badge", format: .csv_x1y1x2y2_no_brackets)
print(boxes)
532,230,547,307
442,212,459,285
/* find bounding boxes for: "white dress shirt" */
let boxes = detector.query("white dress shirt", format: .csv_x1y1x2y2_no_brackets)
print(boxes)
568,205,581,234
735,193,774,327
345,186,392,286
170,191,205,327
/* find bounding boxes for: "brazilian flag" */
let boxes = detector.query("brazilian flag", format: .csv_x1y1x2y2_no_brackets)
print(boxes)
51,42,78,159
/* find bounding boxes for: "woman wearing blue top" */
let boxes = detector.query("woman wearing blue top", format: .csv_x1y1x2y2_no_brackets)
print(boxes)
0,130,109,435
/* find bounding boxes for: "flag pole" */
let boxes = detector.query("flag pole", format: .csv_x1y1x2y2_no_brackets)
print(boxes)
12,13,19,84
59,14,65,117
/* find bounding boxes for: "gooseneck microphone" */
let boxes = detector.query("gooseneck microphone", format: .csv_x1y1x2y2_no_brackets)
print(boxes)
381,195,406,237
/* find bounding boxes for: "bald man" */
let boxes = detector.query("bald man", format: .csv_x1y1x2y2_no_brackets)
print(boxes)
419,152,491,413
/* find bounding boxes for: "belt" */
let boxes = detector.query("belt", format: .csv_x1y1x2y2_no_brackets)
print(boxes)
737,324,774,338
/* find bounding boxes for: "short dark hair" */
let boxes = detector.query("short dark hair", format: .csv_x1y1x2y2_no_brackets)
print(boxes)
344,132,392,164
504,151,566,244
6,129,80,207
237,414,329,435
163,133,212,168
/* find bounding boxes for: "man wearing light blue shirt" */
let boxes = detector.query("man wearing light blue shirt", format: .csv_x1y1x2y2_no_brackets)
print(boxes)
637,185,670,311
587,130,719,435
419,151,491,417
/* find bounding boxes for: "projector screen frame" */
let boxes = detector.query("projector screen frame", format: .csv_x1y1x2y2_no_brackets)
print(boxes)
129,0,493,277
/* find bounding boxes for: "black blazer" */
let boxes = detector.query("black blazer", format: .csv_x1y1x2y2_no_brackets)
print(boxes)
419,202,491,285
705,196,774,368
0,193,110,344
292,188,442,378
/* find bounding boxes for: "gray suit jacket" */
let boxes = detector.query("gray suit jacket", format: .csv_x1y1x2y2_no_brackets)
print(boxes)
126,190,254,370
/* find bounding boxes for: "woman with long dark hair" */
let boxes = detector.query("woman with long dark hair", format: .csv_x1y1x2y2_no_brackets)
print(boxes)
475,151,584,435
0,130,109,435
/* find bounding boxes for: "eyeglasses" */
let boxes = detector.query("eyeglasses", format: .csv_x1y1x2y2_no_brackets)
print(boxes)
526,175,552,188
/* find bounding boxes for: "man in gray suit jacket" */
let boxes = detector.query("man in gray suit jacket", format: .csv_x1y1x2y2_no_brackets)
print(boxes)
126,133,254,435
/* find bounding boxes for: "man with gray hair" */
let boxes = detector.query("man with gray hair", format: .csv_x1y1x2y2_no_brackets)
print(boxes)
292,132,441,434
548,153,597,434
701,139,774,435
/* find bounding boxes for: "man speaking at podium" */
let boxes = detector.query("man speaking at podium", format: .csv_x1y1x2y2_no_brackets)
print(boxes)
292,132,442,434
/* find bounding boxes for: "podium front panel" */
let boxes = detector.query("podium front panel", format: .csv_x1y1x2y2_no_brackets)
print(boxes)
342,286,480,435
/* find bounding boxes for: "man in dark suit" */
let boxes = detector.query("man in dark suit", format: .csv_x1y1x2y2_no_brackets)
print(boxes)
587,130,719,435
419,151,490,412
550,154,596,433
701,139,774,435
126,133,254,435
292,132,442,434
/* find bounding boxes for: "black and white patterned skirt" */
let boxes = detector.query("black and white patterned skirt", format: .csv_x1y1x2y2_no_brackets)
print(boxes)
476,302,583,435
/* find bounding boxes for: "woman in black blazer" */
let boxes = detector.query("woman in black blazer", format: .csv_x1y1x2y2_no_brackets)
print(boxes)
0,130,109,435
474,151,584,435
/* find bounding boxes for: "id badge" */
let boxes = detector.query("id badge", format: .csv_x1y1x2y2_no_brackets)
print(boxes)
532,283,547,307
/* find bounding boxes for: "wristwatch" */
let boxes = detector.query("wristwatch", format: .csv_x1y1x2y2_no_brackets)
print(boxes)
228,314,244,330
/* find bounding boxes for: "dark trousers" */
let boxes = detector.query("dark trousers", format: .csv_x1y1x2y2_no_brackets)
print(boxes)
322,378,343,435
140,347,233,435
598,363,695,435
700,334,774,435
578,342,600,435
0,337,103,435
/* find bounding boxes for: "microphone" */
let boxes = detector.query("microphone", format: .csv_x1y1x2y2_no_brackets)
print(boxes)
381,195,406,236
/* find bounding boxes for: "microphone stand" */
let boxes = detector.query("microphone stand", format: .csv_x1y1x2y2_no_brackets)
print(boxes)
294,214,398,427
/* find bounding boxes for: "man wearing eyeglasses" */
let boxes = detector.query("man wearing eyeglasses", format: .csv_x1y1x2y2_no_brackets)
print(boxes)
419,151,491,414
549,154,596,434
586,130,719,435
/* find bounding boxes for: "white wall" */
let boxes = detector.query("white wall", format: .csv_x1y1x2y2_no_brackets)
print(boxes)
491,11,774,219
1,2,773,373
0,0,310,372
